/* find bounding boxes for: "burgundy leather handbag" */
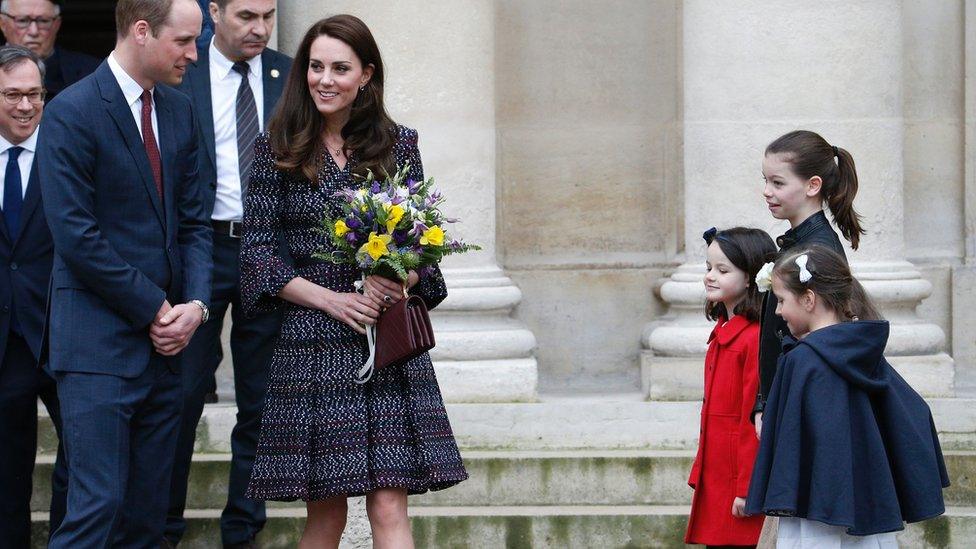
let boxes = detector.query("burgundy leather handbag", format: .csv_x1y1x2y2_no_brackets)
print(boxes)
374,294,435,370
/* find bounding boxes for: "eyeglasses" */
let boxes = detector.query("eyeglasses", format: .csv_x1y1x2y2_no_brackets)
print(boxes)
0,12,59,30
0,89,46,105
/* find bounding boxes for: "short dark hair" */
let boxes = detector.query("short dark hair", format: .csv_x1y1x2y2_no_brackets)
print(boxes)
704,227,777,322
0,44,45,81
115,0,174,38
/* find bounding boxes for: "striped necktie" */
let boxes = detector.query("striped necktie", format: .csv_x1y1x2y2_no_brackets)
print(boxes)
232,61,259,198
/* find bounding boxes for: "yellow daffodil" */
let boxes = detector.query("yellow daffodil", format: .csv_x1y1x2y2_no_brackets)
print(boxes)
385,203,405,233
334,220,349,237
360,232,392,261
420,226,445,246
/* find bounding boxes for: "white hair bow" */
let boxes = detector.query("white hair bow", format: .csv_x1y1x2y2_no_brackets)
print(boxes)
796,254,813,283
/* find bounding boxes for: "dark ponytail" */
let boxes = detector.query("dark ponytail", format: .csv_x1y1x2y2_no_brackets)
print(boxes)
773,246,882,321
766,131,867,249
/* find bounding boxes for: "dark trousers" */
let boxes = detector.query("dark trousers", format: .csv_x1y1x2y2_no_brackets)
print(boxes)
166,233,281,545
0,332,68,548
50,355,180,549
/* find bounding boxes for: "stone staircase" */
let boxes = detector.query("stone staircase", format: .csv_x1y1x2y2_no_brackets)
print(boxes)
30,396,976,547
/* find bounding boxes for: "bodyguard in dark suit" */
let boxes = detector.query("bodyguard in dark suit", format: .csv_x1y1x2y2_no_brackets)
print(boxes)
0,0,101,99
0,43,66,548
37,0,212,545
166,1,289,546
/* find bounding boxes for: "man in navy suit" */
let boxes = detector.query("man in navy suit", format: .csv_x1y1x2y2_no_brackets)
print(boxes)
165,1,289,546
37,0,213,545
0,43,67,548
0,0,101,98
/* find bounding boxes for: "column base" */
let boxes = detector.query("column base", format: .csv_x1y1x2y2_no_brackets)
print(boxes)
432,265,539,403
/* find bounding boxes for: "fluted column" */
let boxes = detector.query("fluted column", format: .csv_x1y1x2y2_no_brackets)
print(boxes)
642,0,953,400
280,0,538,402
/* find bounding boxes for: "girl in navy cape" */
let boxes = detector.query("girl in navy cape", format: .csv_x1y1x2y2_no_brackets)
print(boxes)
744,245,949,546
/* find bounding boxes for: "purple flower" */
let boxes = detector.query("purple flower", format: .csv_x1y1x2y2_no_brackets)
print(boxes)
365,211,375,224
334,188,357,201
393,229,409,246
410,220,428,236
370,181,381,194
346,216,362,229
345,232,358,245
407,178,420,194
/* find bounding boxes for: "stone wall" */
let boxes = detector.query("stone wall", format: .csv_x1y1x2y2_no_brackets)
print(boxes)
236,0,974,397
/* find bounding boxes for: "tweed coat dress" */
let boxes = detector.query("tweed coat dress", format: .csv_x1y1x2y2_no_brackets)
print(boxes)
240,126,468,500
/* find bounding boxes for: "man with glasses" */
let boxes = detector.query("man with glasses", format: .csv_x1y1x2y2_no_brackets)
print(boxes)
0,0,99,99
0,43,67,546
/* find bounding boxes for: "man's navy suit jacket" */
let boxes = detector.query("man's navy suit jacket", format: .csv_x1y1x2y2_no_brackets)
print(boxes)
37,61,213,379
0,160,51,367
177,45,292,216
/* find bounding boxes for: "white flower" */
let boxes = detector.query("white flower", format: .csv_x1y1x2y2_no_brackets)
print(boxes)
755,262,775,293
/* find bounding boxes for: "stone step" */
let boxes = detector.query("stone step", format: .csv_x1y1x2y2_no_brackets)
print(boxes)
29,505,976,548
35,396,976,454
31,449,976,513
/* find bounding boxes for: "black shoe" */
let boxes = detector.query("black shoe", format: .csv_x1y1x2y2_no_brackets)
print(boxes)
204,391,219,404
159,540,177,549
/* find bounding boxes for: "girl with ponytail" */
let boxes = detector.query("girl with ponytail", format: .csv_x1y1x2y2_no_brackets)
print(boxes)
753,130,865,436
744,245,948,545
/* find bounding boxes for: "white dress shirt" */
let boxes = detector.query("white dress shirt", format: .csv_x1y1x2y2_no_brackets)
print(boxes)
209,39,264,221
107,51,159,146
0,128,38,208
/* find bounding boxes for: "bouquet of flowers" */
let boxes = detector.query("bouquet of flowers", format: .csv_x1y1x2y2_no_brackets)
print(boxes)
315,164,479,384
314,163,479,279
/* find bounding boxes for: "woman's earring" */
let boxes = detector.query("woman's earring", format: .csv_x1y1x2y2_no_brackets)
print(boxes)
359,85,365,92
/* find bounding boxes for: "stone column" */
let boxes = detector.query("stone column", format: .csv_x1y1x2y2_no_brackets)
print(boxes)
955,0,976,396
642,0,953,400
279,0,538,402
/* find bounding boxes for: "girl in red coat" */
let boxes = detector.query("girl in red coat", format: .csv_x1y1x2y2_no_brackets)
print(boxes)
685,227,776,548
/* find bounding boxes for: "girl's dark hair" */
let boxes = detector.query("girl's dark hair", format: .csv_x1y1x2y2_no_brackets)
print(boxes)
766,130,866,250
773,245,882,321
268,14,396,181
704,227,777,322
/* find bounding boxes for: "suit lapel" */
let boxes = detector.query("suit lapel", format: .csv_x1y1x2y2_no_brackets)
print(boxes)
97,65,165,229
188,48,216,168
262,50,285,123
11,160,41,249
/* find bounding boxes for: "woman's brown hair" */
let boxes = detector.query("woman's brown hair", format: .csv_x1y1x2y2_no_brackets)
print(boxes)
704,227,777,322
766,130,866,250
773,246,881,321
268,14,396,181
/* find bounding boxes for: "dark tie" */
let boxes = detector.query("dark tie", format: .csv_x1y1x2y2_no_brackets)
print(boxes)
4,146,23,334
4,146,23,240
232,61,259,198
140,89,163,198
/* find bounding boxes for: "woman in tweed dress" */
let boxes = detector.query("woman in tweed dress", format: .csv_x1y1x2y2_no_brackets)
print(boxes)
239,15,467,548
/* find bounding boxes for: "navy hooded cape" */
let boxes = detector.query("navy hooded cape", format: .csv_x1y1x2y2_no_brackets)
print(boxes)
744,321,949,536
